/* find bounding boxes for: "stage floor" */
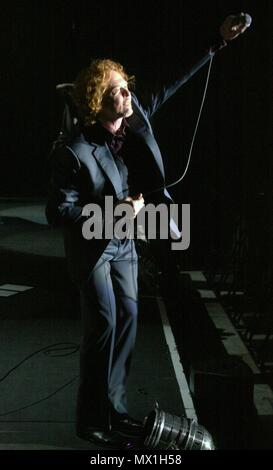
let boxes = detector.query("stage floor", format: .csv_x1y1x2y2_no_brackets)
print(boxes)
0,200,272,450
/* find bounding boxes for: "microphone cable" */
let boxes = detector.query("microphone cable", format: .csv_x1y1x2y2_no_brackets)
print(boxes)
143,54,214,198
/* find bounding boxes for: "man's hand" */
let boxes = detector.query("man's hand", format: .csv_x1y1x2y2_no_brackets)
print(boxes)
116,193,145,218
220,13,252,41
124,193,145,218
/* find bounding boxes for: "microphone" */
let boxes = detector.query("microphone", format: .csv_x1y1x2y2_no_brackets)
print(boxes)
232,12,252,29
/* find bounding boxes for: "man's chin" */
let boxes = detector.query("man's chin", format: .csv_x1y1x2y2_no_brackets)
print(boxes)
124,107,134,117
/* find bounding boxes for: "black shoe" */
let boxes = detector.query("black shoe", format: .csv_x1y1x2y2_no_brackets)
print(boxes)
77,426,126,448
111,414,144,435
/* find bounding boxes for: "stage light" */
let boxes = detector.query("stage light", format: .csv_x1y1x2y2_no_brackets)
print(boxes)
141,404,215,450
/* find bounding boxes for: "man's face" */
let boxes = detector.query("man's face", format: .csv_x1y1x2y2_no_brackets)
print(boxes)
99,70,133,122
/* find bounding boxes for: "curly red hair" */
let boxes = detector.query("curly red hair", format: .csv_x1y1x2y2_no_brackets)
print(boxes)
73,59,135,126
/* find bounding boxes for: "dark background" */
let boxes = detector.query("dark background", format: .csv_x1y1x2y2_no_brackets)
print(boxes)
1,0,272,271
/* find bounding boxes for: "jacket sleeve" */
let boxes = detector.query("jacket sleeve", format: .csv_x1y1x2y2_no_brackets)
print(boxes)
45,146,85,227
135,50,214,119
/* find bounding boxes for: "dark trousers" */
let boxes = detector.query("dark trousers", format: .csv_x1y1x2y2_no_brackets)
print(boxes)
77,236,138,430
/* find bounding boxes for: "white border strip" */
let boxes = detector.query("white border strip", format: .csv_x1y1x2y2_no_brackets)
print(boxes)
156,297,197,421
205,301,260,373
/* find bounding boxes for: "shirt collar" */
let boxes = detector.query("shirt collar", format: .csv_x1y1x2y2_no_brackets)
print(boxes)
83,119,129,149
91,119,128,144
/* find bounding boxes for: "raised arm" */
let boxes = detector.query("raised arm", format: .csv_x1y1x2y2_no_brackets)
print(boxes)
136,13,252,119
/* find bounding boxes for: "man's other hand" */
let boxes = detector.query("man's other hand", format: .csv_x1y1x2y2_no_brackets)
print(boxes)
220,13,251,41
116,194,145,218
124,194,145,218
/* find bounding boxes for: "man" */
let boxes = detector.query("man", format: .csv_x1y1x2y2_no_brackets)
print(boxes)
46,14,250,447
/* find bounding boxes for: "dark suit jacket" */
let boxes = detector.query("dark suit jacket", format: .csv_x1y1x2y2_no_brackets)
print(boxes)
46,51,213,284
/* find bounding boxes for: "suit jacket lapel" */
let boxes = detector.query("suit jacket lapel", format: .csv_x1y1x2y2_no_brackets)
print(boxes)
128,103,165,178
91,143,123,199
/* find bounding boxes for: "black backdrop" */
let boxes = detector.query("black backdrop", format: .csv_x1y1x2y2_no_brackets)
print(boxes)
1,0,272,269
